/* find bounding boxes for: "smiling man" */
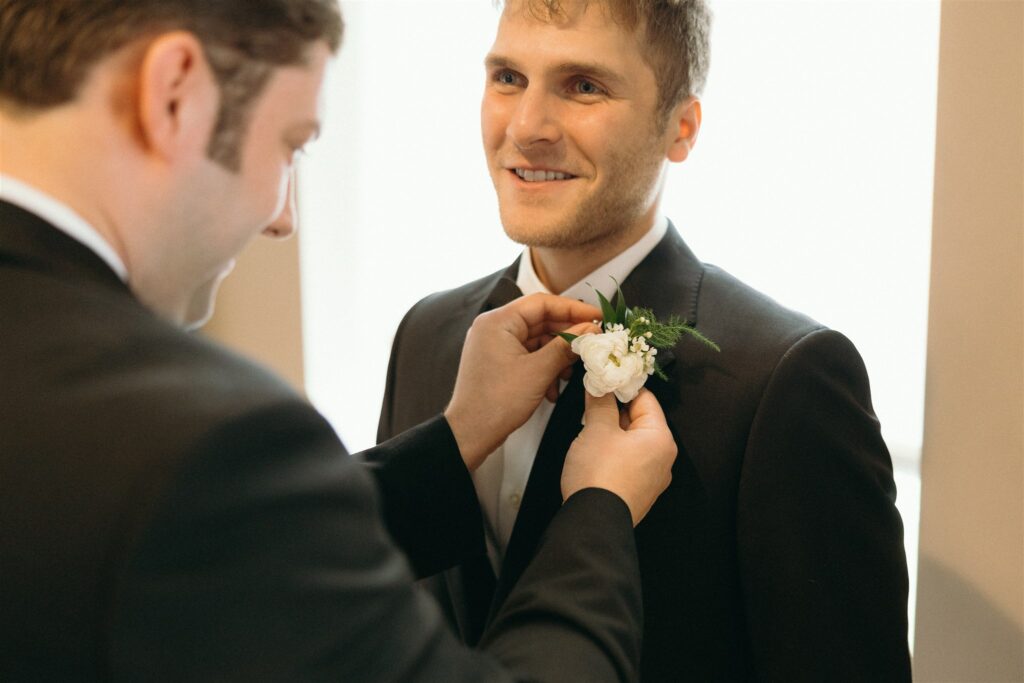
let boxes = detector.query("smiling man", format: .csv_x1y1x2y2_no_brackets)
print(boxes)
378,1,913,680
0,1,684,680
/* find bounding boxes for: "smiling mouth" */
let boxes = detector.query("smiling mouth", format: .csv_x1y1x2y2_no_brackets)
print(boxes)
513,168,576,182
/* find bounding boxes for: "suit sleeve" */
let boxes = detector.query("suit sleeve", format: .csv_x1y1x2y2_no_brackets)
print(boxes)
737,329,912,681
363,416,487,578
108,400,643,682
369,302,485,578
377,299,417,444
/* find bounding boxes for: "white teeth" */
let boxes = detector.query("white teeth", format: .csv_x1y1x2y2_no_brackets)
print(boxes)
515,168,570,182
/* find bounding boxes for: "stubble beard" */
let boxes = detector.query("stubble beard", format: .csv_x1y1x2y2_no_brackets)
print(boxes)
498,132,666,253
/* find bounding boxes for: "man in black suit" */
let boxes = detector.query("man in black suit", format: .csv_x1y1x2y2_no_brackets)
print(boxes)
378,1,912,680
0,1,681,680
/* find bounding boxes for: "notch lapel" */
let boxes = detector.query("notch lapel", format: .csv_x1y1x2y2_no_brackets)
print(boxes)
619,221,705,372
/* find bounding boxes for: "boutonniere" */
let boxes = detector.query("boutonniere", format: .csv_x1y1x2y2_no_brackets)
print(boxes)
560,280,719,402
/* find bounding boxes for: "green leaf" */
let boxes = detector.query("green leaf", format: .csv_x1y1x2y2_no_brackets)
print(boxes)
652,361,669,381
558,332,578,344
595,288,617,327
612,277,627,325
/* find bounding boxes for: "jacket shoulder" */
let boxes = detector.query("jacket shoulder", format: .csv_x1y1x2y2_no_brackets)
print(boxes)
697,263,826,365
399,266,510,331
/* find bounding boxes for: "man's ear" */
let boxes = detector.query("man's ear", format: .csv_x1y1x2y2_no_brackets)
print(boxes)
665,97,702,163
136,32,218,162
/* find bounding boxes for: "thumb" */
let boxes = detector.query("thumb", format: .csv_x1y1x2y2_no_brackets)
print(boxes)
625,388,669,431
530,329,583,378
583,390,620,428
529,319,600,370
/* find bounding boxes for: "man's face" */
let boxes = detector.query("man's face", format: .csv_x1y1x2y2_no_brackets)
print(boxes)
481,2,672,251
179,43,328,328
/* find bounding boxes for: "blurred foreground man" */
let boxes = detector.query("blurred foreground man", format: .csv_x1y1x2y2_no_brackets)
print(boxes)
0,1,679,680
378,1,912,680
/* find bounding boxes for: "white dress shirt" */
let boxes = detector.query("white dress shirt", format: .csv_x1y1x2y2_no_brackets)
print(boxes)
473,215,669,573
0,175,128,281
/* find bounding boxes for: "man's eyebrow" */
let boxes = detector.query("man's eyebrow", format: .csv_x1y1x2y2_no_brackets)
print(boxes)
484,54,515,71
484,54,626,88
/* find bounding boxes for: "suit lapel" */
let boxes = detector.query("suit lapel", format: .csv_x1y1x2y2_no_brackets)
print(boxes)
619,221,704,371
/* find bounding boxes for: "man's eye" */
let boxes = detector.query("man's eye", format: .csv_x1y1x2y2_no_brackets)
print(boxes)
494,70,520,86
573,79,603,96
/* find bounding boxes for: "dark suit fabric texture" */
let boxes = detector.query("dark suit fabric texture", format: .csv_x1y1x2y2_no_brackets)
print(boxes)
377,223,912,682
0,200,644,682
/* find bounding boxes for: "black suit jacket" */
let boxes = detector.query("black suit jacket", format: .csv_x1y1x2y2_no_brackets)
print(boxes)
378,223,912,682
0,200,644,682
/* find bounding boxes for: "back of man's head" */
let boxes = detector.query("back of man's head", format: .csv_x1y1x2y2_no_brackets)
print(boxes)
0,0,344,170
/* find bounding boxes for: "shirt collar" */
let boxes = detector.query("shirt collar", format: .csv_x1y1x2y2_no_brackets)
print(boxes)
516,215,668,308
0,175,128,282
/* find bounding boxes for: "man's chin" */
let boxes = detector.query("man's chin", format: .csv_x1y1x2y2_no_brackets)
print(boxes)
183,263,235,331
183,295,218,331
502,219,588,250
501,209,571,247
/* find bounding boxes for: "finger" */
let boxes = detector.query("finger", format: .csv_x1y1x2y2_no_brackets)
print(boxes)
524,333,554,351
539,319,602,336
625,388,669,431
530,322,599,356
561,321,601,338
559,365,573,382
582,390,620,427
500,293,601,332
545,380,559,403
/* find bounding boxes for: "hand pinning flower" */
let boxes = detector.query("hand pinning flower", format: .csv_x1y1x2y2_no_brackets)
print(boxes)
560,279,720,402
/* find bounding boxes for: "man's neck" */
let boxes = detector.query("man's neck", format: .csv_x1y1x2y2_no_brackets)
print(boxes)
529,216,656,294
0,104,159,288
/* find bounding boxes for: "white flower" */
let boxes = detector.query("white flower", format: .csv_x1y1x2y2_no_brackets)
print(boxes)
571,331,655,402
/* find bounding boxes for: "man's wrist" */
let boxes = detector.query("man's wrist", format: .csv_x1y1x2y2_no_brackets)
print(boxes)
443,407,489,471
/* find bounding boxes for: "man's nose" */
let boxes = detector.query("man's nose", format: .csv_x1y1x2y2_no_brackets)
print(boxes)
507,88,560,149
264,170,298,239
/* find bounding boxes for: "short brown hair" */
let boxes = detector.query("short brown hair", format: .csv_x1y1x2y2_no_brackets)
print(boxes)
0,0,344,169
510,0,711,121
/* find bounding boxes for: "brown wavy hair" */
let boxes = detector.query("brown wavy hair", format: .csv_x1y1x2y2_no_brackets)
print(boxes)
0,0,344,169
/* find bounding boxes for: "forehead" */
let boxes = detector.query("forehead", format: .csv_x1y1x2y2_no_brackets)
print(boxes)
491,1,649,77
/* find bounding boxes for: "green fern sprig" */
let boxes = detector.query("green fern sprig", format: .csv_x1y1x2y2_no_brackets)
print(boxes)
629,307,720,352
557,279,721,371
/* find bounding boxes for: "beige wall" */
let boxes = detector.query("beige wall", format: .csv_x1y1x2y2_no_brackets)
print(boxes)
202,233,305,393
914,1,1024,680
